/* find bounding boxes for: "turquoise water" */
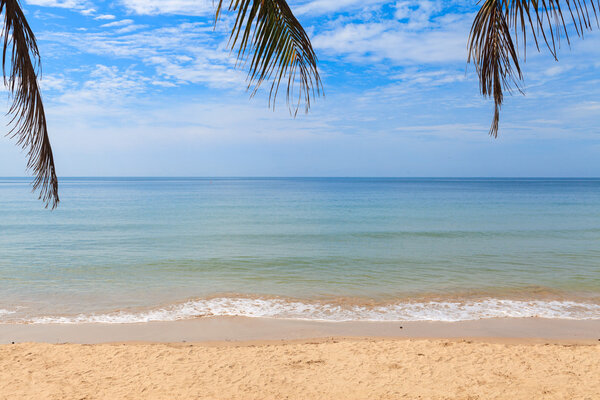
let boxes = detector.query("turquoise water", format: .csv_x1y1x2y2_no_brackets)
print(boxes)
1,177,599,323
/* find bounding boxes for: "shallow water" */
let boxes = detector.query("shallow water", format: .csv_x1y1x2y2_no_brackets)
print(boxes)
1,177,599,323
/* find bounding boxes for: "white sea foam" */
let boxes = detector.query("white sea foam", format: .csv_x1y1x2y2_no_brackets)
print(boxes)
25,298,600,324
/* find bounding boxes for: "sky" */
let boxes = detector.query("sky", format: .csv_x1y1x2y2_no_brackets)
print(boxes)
0,0,599,177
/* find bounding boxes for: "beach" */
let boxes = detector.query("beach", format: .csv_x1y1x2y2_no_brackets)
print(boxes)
1,0,600,391
2,333,599,399
2,178,599,398
2,318,600,399
2,317,600,343
0,0,599,393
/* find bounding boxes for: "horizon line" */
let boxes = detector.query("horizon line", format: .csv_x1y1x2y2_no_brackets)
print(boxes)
2,176,600,179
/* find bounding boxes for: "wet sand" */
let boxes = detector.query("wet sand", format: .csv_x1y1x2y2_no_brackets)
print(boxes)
1,316,600,344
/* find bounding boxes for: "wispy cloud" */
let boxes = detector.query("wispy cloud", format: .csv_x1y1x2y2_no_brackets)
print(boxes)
312,3,473,65
313,21,468,64
58,65,149,104
26,0,86,8
294,0,386,15
39,74,68,91
120,0,214,16
100,19,134,28
94,14,116,20
39,22,245,91
25,0,95,15
114,24,148,34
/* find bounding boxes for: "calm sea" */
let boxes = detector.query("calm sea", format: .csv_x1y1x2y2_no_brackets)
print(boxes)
1,177,599,323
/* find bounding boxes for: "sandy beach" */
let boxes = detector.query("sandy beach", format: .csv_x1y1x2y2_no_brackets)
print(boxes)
1,317,599,399
1,0,599,393
2,337,599,400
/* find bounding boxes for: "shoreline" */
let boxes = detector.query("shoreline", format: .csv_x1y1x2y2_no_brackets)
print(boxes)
2,316,599,344
4,295,600,325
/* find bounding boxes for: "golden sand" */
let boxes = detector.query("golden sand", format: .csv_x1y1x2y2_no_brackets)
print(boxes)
1,339,599,399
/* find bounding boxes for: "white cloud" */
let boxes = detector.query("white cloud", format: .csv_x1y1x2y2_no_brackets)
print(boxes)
313,21,468,64
32,9,66,19
56,65,149,106
95,14,116,20
294,0,386,15
101,19,134,28
25,0,98,15
40,22,245,90
151,80,177,87
149,55,244,88
26,0,85,7
40,75,68,91
114,24,148,34
120,0,214,16
569,101,600,114
312,8,473,65
394,0,442,28
543,65,571,77
391,69,467,85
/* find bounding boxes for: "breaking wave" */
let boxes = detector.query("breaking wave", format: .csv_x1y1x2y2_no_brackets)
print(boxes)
10,297,600,324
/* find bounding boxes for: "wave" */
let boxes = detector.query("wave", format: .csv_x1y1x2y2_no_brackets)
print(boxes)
14,297,600,324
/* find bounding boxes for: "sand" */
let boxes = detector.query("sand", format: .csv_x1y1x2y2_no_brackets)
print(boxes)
1,338,599,400
2,317,600,344
2,318,599,399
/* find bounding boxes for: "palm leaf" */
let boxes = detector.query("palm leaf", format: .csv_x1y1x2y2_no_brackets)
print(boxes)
1,0,58,208
469,0,599,137
215,0,322,115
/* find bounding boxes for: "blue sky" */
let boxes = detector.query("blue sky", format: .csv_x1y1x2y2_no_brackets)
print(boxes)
0,0,599,177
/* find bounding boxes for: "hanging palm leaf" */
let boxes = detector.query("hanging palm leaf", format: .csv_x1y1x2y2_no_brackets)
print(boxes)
1,0,58,208
215,0,322,115
468,0,599,137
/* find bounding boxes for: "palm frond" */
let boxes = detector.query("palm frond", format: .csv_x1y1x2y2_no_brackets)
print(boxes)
215,0,322,115
1,0,58,208
469,0,599,137
468,0,523,137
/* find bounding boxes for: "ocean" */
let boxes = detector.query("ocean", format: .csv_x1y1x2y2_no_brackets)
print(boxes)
1,177,599,323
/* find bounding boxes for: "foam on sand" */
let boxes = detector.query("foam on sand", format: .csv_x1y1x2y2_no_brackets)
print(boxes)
12,297,600,324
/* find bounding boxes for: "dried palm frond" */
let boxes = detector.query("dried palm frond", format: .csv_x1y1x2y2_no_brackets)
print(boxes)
1,0,58,208
469,0,599,137
215,0,322,115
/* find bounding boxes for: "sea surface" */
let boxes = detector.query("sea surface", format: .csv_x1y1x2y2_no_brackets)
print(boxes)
1,177,599,323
